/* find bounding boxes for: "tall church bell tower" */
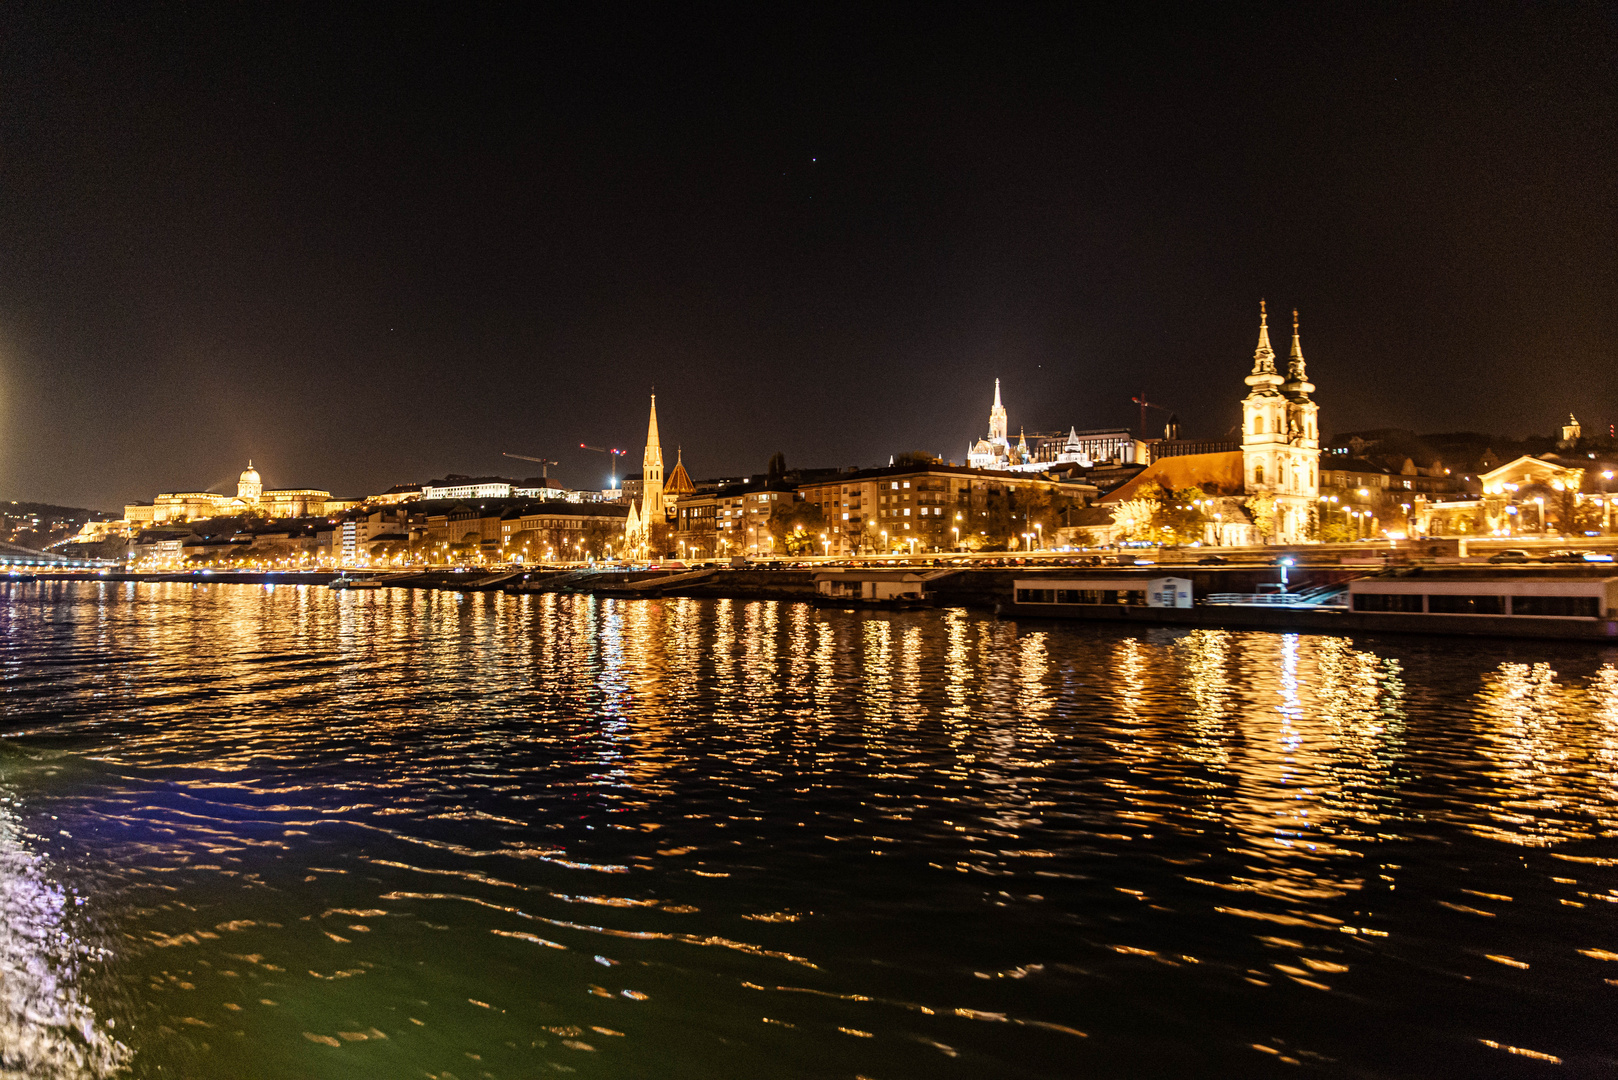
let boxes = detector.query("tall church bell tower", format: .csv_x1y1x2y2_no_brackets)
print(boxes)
1241,302,1320,543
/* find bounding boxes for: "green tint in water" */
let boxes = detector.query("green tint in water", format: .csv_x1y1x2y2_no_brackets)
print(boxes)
1,581,1617,1078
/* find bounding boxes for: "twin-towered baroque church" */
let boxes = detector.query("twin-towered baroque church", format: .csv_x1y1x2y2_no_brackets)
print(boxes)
1240,301,1320,544
968,301,1323,544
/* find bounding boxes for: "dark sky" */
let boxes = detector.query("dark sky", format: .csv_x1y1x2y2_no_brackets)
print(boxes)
1,3,1613,509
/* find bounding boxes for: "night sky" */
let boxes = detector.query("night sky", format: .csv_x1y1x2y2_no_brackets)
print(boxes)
0,4,1613,509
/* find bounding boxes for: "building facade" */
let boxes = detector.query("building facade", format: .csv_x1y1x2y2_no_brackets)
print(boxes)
500,502,631,562
798,465,1083,555
711,485,796,557
672,492,719,559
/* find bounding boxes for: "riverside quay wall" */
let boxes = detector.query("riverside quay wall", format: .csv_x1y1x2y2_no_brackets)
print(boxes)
17,565,1618,641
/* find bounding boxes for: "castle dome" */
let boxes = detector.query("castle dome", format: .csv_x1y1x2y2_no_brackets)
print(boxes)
237,460,263,503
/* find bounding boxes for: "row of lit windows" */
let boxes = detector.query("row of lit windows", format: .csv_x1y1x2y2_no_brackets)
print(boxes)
1016,588,1146,606
1353,592,1600,618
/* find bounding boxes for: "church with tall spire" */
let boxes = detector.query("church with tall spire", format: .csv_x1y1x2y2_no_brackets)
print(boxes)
626,393,679,556
969,379,1021,469
1240,301,1320,544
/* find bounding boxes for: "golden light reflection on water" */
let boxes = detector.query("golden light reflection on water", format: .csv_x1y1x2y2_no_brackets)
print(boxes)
2,583,1618,1077
1207,634,1407,908
1177,629,1234,767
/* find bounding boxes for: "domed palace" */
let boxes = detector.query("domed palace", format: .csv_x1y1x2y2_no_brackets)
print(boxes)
124,461,353,525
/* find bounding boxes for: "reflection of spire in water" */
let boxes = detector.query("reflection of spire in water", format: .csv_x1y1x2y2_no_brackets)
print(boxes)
0,804,129,1077
1312,638,1407,830
1177,630,1235,767
1217,634,1406,905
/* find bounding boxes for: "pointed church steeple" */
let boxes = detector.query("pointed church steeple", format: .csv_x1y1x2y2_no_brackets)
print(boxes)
644,394,662,469
1282,309,1314,401
1245,300,1284,396
637,392,666,545
988,379,1008,444
1287,309,1306,374
1251,299,1277,375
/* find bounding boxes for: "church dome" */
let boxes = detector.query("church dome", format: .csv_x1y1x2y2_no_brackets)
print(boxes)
239,463,261,486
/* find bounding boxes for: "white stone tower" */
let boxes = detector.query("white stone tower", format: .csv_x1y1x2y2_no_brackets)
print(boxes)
988,379,1008,447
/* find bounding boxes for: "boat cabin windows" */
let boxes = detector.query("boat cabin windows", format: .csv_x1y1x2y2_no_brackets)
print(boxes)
1352,592,1424,613
1016,588,1145,606
1426,594,1505,616
1510,595,1600,618
1349,578,1614,619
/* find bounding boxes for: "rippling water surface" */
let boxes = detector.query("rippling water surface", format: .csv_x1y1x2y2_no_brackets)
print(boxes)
2,581,1618,1078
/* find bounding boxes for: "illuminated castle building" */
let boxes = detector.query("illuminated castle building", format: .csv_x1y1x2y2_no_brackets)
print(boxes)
967,380,1145,472
124,462,348,525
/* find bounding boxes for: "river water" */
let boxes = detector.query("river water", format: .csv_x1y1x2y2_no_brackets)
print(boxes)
1,581,1616,1078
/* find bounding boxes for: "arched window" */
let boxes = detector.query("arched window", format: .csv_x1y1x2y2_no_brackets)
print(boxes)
1252,415,1262,435
1254,464,1265,485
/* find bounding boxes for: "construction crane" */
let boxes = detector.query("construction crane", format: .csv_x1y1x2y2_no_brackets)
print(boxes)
579,444,627,489
502,452,559,481
1131,394,1173,439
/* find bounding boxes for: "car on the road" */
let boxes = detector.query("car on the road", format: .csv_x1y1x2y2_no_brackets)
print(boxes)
1488,548,1534,563
1196,554,1230,565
